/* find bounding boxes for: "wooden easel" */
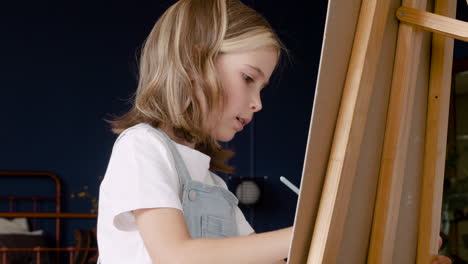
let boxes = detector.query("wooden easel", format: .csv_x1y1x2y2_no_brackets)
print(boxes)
287,0,468,263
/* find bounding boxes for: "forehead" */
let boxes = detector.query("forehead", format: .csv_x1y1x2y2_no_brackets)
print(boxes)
216,47,279,78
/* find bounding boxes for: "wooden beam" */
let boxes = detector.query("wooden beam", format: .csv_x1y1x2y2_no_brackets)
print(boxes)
367,0,428,262
287,1,362,262
416,0,457,263
305,0,393,262
397,6,468,42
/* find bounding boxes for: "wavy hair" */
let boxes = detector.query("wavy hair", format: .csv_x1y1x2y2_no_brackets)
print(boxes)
110,0,286,173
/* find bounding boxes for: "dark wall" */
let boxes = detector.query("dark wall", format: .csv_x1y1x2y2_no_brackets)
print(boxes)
0,0,327,244
455,0,468,59
1,0,467,245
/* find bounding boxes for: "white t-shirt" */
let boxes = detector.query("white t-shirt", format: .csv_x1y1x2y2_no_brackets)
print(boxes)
97,123,254,263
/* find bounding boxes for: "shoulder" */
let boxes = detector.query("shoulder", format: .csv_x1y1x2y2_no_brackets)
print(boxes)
106,123,176,173
112,123,170,154
102,123,180,197
116,123,165,145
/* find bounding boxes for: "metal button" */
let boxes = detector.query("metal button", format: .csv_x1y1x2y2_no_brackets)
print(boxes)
188,190,197,201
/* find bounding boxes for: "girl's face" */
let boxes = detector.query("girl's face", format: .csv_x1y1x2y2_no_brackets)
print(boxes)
209,47,278,142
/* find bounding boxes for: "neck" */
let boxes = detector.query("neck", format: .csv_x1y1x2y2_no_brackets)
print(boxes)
160,126,196,149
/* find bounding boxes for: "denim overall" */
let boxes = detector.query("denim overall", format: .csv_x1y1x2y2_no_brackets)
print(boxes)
98,128,239,263
156,128,240,239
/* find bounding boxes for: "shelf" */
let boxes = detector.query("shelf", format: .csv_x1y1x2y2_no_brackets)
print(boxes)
0,212,96,219
0,247,98,252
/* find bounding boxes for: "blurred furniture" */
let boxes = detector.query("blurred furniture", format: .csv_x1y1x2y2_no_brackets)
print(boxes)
0,171,98,264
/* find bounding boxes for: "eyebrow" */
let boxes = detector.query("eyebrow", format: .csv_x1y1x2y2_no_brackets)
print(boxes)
244,64,269,87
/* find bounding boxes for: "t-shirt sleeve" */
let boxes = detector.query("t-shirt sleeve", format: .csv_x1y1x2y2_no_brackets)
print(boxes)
235,207,255,236
102,127,182,232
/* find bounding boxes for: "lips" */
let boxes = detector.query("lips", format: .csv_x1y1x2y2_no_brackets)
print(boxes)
235,117,251,131
236,117,246,126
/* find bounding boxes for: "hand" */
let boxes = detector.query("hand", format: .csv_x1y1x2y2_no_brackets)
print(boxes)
432,236,451,264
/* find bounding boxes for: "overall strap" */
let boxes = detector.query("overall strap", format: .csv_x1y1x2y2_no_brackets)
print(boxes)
154,128,193,189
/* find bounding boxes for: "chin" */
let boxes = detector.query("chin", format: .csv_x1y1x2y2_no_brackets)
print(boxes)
215,131,236,142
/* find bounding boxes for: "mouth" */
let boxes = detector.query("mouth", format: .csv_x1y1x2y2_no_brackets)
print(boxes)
236,117,251,127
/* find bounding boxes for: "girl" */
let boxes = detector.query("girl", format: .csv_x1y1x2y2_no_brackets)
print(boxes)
96,0,452,263
97,0,292,263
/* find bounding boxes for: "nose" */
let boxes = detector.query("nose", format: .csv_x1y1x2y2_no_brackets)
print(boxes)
250,93,263,112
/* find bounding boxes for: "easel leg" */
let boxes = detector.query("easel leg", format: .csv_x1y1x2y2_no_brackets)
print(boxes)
416,0,457,262
368,0,428,262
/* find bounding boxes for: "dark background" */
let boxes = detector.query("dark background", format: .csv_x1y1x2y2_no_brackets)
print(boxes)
1,0,467,247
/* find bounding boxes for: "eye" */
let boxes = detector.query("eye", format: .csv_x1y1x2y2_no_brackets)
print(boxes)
242,73,254,83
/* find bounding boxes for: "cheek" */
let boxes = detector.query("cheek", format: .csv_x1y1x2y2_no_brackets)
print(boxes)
224,82,247,105
221,94,240,116
222,71,246,93
220,85,237,108
230,88,249,108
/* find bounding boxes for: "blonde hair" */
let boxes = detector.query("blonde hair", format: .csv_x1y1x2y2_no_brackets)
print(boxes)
110,0,286,173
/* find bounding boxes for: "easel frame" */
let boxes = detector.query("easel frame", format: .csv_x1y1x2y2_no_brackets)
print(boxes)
288,0,468,262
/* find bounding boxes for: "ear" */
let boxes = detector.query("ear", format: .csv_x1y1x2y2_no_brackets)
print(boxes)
192,44,202,53
192,44,203,61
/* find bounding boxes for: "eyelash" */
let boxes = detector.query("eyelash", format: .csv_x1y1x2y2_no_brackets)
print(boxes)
242,73,266,98
243,73,254,83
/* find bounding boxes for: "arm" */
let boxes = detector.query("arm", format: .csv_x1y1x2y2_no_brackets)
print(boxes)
248,232,287,264
134,207,292,264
